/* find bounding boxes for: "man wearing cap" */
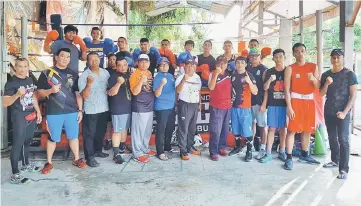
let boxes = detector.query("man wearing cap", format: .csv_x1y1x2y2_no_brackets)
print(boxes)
175,57,202,160
208,56,232,161
129,54,156,163
320,49,357,179
153,57,176,160
246,48,268,160
284,43,321,170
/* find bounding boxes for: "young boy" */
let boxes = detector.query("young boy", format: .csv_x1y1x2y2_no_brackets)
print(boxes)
230,56,258,162
177,40,198,73
3,58,42,184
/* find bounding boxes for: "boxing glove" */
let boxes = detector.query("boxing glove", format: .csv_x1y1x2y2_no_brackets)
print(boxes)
261,47,272,58
125,56,134,68
177,51,191,66
73,35,87,52
132,48,141,62
149,46,161,60
83,37,92,45
44,30,59,53
228,61,236,72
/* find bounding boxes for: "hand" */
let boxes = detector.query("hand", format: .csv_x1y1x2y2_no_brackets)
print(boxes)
36,111,42,124
87,76,94,85
326,76,333,85
161,78,167,85
260,104,267,113
270,74,276,82
184,74,189,81
108,88,117,96
214,67,222,75
198,104,202,112
77,111,83,123
16,87,26,97
307,73,316,81
51,84,61,94
141,75,148,85
117,76,125,85
336,111,346,119
244,72,252,84
287,106,295,120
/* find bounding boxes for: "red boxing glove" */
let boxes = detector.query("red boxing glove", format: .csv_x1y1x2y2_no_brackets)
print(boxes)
159,48,176,65
73,35,87,52
239,49,249,58
197,64,210,80
44,30,59,53
261,47,272,58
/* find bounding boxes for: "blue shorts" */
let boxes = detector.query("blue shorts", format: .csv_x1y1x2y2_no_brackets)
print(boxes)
231,108,253,137
46,112,79,142
267,106,287,129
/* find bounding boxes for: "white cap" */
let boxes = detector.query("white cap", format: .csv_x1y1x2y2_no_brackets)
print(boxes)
138,54,149,61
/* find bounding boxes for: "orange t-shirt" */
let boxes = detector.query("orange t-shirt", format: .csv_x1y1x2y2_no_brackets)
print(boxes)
290,62,317,94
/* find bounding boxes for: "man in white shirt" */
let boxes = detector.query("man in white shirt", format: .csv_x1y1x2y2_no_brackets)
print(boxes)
175,58,202,160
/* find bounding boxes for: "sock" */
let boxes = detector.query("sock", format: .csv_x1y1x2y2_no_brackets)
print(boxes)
287,153,292,160
113,147,120,157
279,148,285,154
301,150,308,157
266,147,272,155
119,142,126,150
260,144,266,151
235,138,241,147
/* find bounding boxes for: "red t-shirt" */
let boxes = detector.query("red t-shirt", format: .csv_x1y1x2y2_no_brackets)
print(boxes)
209,71,232,109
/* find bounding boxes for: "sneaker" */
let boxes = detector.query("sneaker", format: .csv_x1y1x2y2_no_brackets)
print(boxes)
113,154,124,164
219,149,227,156
337,170,348,179
228,146,241,156
180,153,189,161
210,154,219,161
104,139,112,150
73,158,87,168
87,158,100,167
20,164,41,173
278,152,287,162
95,152,109,158
298,155,321,165
259,154,272,163
165,148,178,154
10,173,31,184
245,151,253,162
284,159,293,170
146,150,157,157
41,162,53,174
189,149,201,155
255,149,266,160
134,156,149,163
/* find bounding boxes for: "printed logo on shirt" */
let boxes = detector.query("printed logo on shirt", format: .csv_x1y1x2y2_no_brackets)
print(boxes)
256,70,260,76
20,84,36,111
273,80,285,99
296,74,300,78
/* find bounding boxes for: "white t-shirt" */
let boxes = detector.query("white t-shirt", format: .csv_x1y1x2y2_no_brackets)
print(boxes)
175,73,202,103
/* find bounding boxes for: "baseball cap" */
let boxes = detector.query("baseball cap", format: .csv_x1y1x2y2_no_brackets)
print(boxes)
330,49,344,57
157,57,169,65
185,57,195,64
138,54,149,61
249,48,260,56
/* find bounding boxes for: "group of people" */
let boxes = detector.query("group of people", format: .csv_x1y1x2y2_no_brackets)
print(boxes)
3,25,357,185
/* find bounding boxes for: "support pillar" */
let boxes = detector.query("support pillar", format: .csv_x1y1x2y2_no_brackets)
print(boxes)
279,19,293,66
299,0,304,43
21,16,28,58
258,1,264,42
316,10,323,73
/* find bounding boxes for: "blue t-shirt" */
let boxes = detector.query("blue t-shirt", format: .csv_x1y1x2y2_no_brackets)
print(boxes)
87,42,106,68
51,40,81,73
153,72,176,110
246,64,267,106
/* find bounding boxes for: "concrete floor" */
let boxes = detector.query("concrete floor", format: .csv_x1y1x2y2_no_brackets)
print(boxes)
1,137,361,206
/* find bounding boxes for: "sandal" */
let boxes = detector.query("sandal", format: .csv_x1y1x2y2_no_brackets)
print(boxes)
158,153,169,161
323,161,338,168
337,171,348,179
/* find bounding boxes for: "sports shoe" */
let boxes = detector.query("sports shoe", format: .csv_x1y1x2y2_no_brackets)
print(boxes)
298,155,321,165
146,150,157,157
10,173,31,184
87,159,100,167
134,156,149,163
41,162,53,174
165,148,178,154
210,154,219,161
245,151,253,162
95,152,109,158
20,164,41,173
337,170,348,179
255,149,266,160
180,153,189,160
113,154,124,164
284,159,293,170
259,154,272,163
104,139,112,150
73,158,87,168
278,152,287,162
219,149,227,156
228,146,241,156
189,147,201,155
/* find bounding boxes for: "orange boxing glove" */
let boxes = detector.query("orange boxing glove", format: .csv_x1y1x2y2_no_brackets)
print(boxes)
73,35,87,52
44,30,59,53
239,49,249,58
159,48,176,65
197,64,210,80
261,47,272,58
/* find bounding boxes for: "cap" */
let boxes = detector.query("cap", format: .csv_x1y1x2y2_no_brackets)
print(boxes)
157,57,169,65
185,57,195,64
138,54,149,61
330,49,344,57
249,48,260,56
216,56,228,64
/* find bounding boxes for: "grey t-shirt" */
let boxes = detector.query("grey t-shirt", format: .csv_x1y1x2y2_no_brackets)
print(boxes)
51,40,81,73
78,68,110,114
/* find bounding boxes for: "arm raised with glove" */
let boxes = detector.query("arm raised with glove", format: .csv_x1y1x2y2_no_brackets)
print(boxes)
44,30,59,53
73,35,88,61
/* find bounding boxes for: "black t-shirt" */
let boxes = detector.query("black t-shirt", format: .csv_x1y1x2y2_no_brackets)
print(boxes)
246,64,267,106
107,72,132,115
321,68,358,116
197,54,216,71
4,76,36,113
264,67,286,107
105,67,115,75
115,51,131,60
37,67,79,115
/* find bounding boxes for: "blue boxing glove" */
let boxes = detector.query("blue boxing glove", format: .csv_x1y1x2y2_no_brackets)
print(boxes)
83,37,92,46
177,51,191,66
112,45,118,53
132,48,141,63
228,61,236,72
103,38,115,55
124,56,134,68
149,46,161,60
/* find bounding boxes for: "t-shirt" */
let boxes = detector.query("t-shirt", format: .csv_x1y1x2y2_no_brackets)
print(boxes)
115,51,132,60
231,71,256,109
37,67,79,115
264,67,286,107
175,73,202,103
246,64,267,106
108,72,132,115
197,54,216,71
4,76,36,113
208,71,232,109
321,68,358,116
129,69,154,113
105,67,115,75
78,68,110,114
153,72,176,110
86,42,105,68
51,40,81,73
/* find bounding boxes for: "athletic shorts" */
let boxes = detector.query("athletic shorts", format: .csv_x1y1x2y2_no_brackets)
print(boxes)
267,106,287,129
46,112,79,142
112,114,131,132
251,105,267,127
288,98,315,133
231,108,253,137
